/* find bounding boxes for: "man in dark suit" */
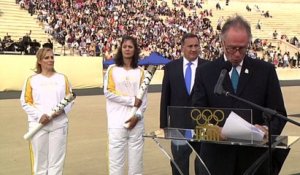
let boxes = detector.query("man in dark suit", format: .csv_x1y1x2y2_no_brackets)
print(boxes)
192,15,288,175
160,33,207,175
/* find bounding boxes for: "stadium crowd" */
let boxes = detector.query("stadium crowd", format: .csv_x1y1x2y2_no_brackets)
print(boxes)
17,0,221,60
10,0,300,68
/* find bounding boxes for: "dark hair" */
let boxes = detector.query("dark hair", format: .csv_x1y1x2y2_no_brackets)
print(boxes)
220,15,252,42
114,35,140,68
42,42,53,49
181,33,199,46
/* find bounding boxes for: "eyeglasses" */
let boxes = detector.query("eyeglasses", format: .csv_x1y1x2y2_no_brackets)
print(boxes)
223,42,248,54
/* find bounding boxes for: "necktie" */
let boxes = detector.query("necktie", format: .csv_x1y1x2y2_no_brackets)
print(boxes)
231,67,239,93
185,62,192,95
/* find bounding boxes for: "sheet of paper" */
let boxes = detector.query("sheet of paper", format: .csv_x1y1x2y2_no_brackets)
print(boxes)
221,111,265,141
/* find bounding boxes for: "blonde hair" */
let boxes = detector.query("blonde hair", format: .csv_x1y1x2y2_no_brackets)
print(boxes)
35,48,55,73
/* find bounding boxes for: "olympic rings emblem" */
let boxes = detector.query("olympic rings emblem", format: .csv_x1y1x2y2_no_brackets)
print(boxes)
190,109,225,126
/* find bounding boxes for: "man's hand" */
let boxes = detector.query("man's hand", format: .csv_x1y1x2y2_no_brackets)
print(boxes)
134,97,142,108
124,116,139,129
255,124,269,139
217,126,227,140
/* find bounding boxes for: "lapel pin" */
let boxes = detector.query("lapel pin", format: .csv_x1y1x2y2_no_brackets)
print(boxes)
245,69,249,74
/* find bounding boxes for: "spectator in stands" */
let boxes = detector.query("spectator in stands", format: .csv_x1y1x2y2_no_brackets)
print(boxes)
42,39,53,49
281,34,289,42
29,39,41,55
4,33,11,41
28,0,36,16
217,16,224,31
246,4,251,12
256,20,261,30
263,10,272,18
15,37,26,54
283,52,290,68
290,36,299,47
291,53,298,68
19,0,25,9
273,52,279,68
88,41,97,56
71,40,79,55
3,35,15,52
226,0,229,6
273,30,278,39
22,32,32,54
254,4,260,12
216,2,221,10
278,53,283,67
196,0,202,8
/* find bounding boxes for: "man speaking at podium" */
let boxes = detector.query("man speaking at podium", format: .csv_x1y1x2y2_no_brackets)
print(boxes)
192,15,288,175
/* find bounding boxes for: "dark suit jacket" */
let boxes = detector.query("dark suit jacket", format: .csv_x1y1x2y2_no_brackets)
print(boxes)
192,56,288,175
160,57,207,129
192,56,287,135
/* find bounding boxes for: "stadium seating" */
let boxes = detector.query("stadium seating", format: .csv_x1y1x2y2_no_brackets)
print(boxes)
0,0,49,42
0,0,64,54
0,0,299,56
164,0,300,40
202,1,300,40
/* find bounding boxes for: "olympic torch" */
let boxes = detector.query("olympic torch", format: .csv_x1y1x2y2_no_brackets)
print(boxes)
123,65,158,128
23,92,76,140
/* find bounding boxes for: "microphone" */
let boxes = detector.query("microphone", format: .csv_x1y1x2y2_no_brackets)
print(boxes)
214,61,232,95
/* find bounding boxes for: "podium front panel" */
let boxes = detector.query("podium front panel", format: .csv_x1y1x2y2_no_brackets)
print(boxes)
167,106,252,128
144,128,299,175
167,106,261,143
144,128,299,149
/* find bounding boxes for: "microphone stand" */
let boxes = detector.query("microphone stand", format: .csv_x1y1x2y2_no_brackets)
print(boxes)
223,90,300,127
217,88,300,175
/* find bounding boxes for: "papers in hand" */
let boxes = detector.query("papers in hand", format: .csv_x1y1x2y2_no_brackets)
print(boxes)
221,111,265,141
